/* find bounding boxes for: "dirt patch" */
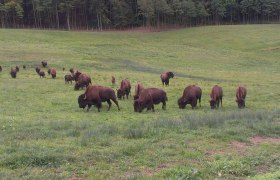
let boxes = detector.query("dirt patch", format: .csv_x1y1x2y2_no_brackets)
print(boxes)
261,47,280,52
230,141,250,155
249,136,280,145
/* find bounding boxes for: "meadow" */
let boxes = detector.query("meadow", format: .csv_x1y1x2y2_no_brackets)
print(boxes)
0,25,280,179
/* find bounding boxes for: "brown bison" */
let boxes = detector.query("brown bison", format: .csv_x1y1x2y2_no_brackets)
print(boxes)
73,70,82,82
117,79,131,99
35,67,40,74
236,86,247,108
42,61,47,67
0,65,2,72
10,67,17,78
78,85,120,112
15,66,19,72
134,83,145,100
74,74,91,90
48,68,56,78
23,65,26,69
65,74,74,84
160,71,174,86
69,68,74,74
209,85,223,109
178,85,202,109
112,76,116,85
134,88,167,113
39,71,45,78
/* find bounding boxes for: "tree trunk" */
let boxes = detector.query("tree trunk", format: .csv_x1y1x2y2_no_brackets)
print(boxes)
67,10,70,31
55,3,59,29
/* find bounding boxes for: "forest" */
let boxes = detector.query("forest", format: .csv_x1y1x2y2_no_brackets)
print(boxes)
0,0,280,30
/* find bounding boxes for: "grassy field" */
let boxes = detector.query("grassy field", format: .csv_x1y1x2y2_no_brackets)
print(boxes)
0,25,280,179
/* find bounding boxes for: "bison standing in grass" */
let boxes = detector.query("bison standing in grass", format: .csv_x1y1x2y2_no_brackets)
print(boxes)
10,67,17,78
134,88,167,113
39,71,45,78
210,85,223,109
236,86,247,108
35,67,40,74
111,76,116,85
178,85,202,109
160,71,174,86
117,79,131,99
41,61,47,67
74,74,91,90
15,66,19,72
78,85,120,112
65,74,74,84
48,68,56,78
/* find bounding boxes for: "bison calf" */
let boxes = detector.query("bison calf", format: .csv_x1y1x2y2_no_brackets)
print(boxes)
160,71,174,86
35,67,40,74
65,74,74,84
178,85,202,109
209,85,223,109
236,86,247,108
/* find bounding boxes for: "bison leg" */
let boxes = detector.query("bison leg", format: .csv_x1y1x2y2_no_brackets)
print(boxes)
112,99,120,111
220,98,223,107
106,100,112,111
86,104,92,112
96,102,102,112
162,101,166,110
151,104,155,112
198,97,201,107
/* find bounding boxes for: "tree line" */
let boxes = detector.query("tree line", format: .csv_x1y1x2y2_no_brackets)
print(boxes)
0,0,280,30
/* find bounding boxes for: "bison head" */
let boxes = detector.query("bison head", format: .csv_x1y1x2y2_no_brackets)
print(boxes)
133,100,143,113
117,89,123,99
178,97,187,109
209,99,216,109
168,72,174,78
78,94,88,109
74,82,81,90
15,66,19,72
236,99,245,108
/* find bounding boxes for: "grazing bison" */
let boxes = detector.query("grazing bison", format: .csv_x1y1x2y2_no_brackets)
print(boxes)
209,85,223,109
23,65,26,69
134,88,167,113
41,61,47,67
112,76,116,85
10,67,17,78
47,68,56,78
74,74,91,90
78,85,120,112
160,71,174,86
134,83,145,100
117,79,131,99
178,85,202,109
15,66,19,72
236,86,247,108
65,74,74,84
35,67,40,74
39,71,45,78
0,66,2,72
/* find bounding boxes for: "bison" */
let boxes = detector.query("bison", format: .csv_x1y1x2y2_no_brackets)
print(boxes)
160,71,174,86
78,85,120,112
209,85,223,109
117,79,131,99
0,65,2,72
48,68,56,78
74,73,91,90
42,61,47,67
10,67,17,78
73,70,82,82
65,74,74,84
134,88,167,113
35,67,40,74
112,76,116,85
178,85,202,109
15,66,19,72
39,71,45,78
134,83,145,100
69,68,74,74
236,86,247,108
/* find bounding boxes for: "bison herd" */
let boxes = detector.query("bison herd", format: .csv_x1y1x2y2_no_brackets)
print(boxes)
1,62,247,112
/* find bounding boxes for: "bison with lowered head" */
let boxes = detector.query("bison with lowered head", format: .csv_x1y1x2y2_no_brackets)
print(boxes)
236,86,247,108
74,73,91,90
134,83,145,100
178,85,202,109
134,88,167,113
65,74,74,84
41,60,47,67
10,67,17,78
209,85,223,109
160,71,174,86
117,79,131,99
78,85,120,112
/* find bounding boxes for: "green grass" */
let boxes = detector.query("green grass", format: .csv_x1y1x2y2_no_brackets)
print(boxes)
0,25,280,179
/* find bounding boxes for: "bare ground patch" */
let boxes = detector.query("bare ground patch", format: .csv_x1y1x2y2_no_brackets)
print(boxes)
249,136,280,144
